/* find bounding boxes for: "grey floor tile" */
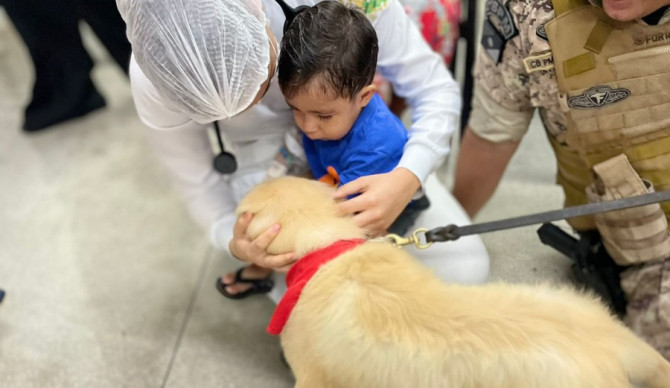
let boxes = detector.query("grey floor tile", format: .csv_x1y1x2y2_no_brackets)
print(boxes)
0,108,211,387
163,252,294,388
0,19,210,387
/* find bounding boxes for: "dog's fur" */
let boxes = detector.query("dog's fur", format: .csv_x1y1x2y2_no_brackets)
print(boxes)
238,177,670,388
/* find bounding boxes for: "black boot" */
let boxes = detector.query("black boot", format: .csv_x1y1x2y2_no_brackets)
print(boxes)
23,71,106,132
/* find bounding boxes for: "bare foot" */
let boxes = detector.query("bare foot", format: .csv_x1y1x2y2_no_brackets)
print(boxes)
221,264,273,296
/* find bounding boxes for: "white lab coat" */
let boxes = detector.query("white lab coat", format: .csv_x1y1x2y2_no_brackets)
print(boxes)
128,0,489,287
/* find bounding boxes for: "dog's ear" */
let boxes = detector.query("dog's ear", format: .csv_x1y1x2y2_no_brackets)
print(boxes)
237,177,343,254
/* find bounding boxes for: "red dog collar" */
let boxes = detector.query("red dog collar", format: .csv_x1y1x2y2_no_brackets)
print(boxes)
267,239,365,335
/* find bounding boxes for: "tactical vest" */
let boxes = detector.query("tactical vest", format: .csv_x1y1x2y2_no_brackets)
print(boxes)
543,0,670,231
541,0,670,264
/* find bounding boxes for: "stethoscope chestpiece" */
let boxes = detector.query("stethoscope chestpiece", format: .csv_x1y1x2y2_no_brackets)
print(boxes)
212,121,237,174
213,151,237,174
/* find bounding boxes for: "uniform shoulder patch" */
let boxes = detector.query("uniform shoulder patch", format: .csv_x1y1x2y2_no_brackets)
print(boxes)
568,85,631,109
482,19,506,64
486,0,518,40
536,23,548,40
482,0,519,64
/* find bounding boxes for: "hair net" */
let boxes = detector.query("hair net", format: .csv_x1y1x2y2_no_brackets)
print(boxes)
117,0,272,122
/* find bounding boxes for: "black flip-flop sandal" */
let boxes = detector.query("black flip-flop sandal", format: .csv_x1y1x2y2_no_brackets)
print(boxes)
216,267,274,300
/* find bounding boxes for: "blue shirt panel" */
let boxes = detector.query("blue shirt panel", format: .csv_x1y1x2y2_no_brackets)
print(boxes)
303,94,407,186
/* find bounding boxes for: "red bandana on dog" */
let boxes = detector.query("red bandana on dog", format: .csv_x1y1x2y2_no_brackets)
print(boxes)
267,239,366,335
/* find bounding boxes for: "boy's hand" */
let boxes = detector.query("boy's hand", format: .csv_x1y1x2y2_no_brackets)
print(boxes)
334,168,420,237
229,212,296,272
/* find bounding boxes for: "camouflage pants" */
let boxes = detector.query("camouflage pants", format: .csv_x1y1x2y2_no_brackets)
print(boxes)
620,258,670,360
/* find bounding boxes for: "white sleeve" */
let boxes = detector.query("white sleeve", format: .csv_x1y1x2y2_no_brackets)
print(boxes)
373,0,460,185
129,57,236,250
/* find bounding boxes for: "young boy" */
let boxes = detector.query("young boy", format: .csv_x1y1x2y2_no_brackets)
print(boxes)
278,0,430,235
217,0,429,300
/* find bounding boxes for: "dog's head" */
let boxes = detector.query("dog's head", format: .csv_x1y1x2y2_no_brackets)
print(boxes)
237,177,366,257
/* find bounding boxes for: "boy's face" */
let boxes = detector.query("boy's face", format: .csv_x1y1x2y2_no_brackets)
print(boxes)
284,77,375,141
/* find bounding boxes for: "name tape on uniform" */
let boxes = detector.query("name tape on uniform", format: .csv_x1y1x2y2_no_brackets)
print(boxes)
523,52,554,73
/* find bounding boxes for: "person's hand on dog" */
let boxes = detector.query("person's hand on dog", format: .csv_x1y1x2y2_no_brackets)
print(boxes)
334,168,420,237
228,212,296,272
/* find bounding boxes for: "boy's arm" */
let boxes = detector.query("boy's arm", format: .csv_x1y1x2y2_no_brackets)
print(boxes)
336,158,417,235
335,132,413,235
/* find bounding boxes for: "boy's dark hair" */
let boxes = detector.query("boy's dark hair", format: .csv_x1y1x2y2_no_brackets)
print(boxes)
278,1,379,100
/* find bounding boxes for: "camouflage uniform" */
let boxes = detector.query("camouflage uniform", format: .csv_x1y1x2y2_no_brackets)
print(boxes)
470,0,670,359
621,261,670,358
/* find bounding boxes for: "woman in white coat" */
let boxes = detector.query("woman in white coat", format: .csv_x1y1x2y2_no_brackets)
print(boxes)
116,0,489,300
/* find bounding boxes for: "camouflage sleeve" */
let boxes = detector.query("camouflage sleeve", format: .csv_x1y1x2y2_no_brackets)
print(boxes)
468,0,539,143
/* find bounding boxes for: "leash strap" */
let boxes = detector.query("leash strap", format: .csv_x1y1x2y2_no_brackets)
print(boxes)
386,190,670,248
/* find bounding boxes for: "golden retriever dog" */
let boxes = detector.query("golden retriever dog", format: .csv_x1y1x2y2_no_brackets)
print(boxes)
237,176,670,388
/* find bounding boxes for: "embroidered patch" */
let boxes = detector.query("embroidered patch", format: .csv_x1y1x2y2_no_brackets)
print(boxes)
523,52,554,73
482,0,519,64
568,85,631,109
486,0,518,40
630,27,670,50
482,19,506,63
536,23,548,41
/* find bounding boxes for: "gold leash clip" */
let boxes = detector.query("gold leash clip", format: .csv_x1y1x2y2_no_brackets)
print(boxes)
384,228,432,249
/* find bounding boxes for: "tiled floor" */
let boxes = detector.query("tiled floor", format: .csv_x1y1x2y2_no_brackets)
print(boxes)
0,11,573,388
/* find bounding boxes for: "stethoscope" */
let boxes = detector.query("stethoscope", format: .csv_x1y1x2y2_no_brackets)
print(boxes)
212,121,238,174
212,0,306,175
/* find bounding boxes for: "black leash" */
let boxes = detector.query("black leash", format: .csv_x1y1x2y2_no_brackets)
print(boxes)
386,190,670,248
